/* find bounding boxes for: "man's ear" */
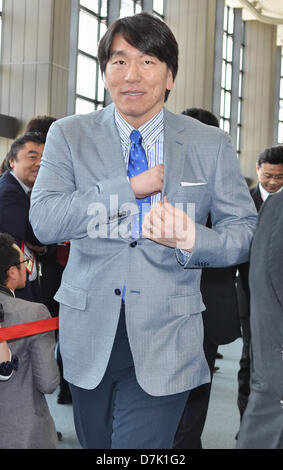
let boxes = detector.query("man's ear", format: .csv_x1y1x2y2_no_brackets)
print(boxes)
6,265,17,283
9,157,15,170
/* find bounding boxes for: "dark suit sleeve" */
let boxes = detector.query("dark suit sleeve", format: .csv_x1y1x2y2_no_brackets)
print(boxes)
267,197,283,309
0,184,41,246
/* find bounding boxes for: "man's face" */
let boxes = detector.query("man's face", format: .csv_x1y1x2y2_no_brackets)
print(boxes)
9,141,44,188
256,162,283,193
104,34,174,128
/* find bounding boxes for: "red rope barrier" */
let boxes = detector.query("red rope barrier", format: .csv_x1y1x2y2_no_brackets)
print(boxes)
0,317,59,341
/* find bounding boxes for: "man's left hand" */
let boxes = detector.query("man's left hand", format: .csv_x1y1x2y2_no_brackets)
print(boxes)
142,197,195,252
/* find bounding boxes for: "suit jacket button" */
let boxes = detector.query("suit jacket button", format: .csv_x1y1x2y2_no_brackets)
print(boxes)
130,241,137,248
115,288,121,296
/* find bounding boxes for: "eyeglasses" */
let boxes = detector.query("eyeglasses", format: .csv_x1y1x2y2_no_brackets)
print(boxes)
261,173,283,181
15,257,30,268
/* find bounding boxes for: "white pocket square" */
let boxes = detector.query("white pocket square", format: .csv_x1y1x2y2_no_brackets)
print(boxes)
180,181,207,187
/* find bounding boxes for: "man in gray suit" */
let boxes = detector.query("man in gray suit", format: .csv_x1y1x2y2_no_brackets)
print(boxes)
30,13,257,449
236,190,283,449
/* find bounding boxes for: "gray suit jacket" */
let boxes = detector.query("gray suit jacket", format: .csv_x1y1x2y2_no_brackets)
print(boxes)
236,191,283,449
0,291,59,449
30,104,257,394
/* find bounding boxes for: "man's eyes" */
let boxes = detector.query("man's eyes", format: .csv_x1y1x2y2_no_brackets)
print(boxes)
112,59,154,65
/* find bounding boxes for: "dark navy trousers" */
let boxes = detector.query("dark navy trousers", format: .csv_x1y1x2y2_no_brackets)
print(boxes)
69,302,190,449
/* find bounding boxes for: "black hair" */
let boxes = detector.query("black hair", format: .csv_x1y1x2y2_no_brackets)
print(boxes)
257,145,283,167
98,12,178,102
24,115,56,138
4,132,46,171
182,107,219,128
0,233,20,286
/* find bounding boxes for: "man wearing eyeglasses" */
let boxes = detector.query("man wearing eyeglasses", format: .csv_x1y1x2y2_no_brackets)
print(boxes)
0,132,46,302
237,145,283,424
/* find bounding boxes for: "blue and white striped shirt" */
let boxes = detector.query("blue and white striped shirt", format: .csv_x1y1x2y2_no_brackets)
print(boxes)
115,108,164,208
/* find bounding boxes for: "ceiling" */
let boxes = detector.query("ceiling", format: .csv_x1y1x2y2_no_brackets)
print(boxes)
226,0,283,21
226,0,283,45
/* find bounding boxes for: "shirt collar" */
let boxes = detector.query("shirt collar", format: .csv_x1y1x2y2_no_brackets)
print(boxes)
115,108,164,149
259,183,283,202
0,284,15,298
10,171,31,195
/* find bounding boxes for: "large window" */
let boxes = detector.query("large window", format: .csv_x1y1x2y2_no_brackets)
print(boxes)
236,41,245,157
213,2,245,158
220,5,234,134
75,0,108,115
278,48,283,144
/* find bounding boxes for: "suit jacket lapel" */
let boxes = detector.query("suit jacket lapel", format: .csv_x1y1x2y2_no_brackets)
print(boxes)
91,104,128,178
162,108,186,201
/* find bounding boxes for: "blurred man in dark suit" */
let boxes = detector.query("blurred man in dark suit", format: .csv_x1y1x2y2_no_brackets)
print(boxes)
237,145,283,421
236,190,283,449
0,132,46,302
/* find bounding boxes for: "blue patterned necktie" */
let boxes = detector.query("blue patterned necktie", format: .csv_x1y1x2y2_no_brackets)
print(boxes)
128,130,151,237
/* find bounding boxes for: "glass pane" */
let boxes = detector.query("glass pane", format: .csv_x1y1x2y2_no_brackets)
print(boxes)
222,33,227,59
76,98,95,115
225,63,232,91
80,0,99,13
221,64,226,89
99,21,107,41
223,6,228,31
78,11,98,57
97,74,105,102
280,79,283,99
120,0,135,18
153,0,164,15
238,73,243,96
279,101,283,122
226,35,233,62
238,100,242,122
135,3,142,13
0,0,2,11
224,119,230,133
224,92,231,119
220,89,225,117
236,127,240,151
228,8,234,34
76,54,97,100
239,47,243,70
101,0,108,17
278,121,283,144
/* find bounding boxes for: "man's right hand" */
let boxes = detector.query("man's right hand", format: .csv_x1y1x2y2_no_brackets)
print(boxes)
130,164,164,199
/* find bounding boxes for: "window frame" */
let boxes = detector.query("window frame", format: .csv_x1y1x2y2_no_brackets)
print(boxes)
75,1,108,115
213,1,245,159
